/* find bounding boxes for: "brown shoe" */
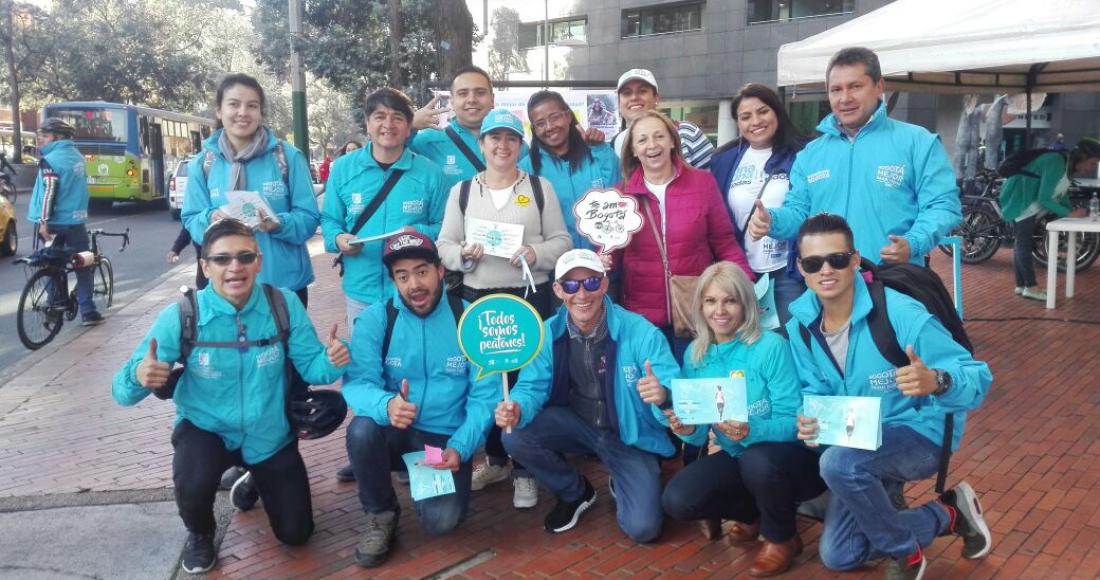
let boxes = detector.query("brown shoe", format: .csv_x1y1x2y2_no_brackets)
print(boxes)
699,518,722,540
726,520,761,544
749,535,803,577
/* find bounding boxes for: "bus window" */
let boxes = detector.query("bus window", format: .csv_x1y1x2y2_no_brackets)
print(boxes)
46,108,127,143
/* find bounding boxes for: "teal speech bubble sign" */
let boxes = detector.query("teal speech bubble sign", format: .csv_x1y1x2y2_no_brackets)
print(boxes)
457,294,545,380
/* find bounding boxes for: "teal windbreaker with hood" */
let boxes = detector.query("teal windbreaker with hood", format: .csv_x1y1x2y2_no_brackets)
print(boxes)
26,139,88,225
341,290,498,461
769,102,961,264
520,142,622,251
509,297,680,458
675,331,802,457
784,273,992,451
182,128,320,291
111,284,345,464
320,144,447,304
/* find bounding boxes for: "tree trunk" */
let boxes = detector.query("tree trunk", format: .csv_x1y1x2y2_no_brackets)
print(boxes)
388,0,403,87
432,0,473,82
2,1,21,164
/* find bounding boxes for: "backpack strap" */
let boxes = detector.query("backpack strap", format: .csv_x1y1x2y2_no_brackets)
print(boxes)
202,149,215,180
273,141,290,185
177,287,198,364
528,174,545,212
260,283,296,396
458,179,472,214
381,298,400,362
446,293,465,322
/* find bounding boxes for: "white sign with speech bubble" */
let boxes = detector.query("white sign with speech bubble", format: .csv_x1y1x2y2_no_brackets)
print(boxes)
573,189,643,253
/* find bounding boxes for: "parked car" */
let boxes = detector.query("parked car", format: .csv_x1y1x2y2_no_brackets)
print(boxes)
0,190,17,256
168,159,190,220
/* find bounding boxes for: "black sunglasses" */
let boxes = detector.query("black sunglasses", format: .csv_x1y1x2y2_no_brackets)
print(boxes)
799,251,855,274
204,251,260,266
559,275,603,294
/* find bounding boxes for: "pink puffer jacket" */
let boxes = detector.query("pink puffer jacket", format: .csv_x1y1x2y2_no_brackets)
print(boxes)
616,160,752,328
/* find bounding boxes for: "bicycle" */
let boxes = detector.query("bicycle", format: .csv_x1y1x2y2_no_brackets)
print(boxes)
14,228,130,350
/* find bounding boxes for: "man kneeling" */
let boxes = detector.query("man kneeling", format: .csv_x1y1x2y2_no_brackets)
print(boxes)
495,249,680,543
343,231,498,567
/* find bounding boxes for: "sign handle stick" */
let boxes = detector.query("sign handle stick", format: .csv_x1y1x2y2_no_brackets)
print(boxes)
502,372,512,434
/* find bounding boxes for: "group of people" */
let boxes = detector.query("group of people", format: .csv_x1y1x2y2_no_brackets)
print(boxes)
111,46,995,580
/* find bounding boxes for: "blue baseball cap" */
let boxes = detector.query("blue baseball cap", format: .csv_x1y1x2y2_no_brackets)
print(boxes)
480,108,525,138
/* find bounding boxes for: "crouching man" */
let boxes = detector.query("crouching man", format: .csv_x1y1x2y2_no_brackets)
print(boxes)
111,218,350,574
343,231,498,567
495,249,680,543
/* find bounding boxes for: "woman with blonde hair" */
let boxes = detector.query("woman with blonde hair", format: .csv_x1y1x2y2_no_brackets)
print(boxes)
661,261,824,577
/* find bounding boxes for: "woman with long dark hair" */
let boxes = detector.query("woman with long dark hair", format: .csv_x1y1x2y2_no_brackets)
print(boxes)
710,83,806,325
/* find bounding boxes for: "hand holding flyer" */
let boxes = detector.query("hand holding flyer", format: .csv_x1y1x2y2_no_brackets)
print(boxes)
223,190,280,229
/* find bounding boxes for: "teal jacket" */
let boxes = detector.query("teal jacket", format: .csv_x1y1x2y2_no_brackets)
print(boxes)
342,291,498,461
320,145,447,304
784,273,992,451
770,103,960,264
182,128,320,291
409,118,529,191
111,285,345,464
510,297,680,457
676,332,802,458
26,139,88,225
520,143,622,250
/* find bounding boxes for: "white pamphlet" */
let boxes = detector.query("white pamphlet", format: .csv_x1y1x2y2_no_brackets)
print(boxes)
223,190,280,229
466,217,525,259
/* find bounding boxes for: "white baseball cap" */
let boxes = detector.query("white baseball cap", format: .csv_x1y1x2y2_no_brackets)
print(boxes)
617,69,659,93
554,249,606,281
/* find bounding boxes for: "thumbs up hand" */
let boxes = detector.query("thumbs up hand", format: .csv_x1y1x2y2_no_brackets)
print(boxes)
747,200,772,241
896,345,937,397
879,234,912,264
137,338,172,389
636,360,667,406
387,378,418,429
325,323,350,367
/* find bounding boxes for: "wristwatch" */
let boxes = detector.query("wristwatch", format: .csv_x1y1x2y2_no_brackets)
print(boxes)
933,370,953,396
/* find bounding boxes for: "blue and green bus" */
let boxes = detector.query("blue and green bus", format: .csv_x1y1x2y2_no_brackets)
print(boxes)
42,102,214,204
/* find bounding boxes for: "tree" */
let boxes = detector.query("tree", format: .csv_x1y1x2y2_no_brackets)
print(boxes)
0,0,49,162
487,6,524,80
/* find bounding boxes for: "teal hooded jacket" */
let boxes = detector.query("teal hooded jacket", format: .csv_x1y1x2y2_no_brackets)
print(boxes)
520,142,622,251
111,284,345,464
409,118,530,192
182,128,320,291
320,144,447,304
26,139,88,225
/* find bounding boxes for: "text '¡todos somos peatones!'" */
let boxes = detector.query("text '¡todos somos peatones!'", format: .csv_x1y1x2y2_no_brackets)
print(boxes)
478,310,525,353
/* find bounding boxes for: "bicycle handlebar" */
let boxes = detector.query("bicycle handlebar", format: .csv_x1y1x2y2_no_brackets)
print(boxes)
89,228,130,253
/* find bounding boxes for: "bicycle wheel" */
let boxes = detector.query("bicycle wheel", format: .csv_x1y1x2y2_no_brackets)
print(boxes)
1033,217,1100,272
92,257,114,311
955,204,1002,264
17,269,65,350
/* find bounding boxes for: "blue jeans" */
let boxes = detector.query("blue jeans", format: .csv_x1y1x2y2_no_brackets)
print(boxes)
49,223,97,317
662,442,826,543
768,269,806,327
818,424,951,569
502,406,663,543
346,417,472,536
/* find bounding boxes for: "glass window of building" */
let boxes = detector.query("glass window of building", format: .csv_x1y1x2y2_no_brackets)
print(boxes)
621,2,704,38
748,0,853,24
519,17,587,50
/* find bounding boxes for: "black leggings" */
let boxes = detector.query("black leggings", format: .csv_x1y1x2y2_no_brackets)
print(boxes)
172,420,313,545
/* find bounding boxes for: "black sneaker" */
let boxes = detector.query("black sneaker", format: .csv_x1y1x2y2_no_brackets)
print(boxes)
544,477,597,533
230,472,260,512
355,510,398,567
335,464,356,483
940,481,992,559
181,532,216,574
81,311,105,326
883,546,926,580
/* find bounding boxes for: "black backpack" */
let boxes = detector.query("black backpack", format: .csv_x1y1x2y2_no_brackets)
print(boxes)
795,259,973,493
996,148,1066,179
380,294,466,361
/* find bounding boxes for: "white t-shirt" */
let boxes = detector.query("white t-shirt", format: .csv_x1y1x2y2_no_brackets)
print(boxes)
727,147,791,273
644,178,669,234
489,186,513,211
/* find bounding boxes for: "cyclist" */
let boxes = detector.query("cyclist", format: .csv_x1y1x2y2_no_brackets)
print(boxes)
0,149,17,187
26,118,104,326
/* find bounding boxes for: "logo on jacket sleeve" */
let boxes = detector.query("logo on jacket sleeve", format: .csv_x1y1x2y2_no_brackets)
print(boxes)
807,169,830,184
875,165,906,188
402,199,424,214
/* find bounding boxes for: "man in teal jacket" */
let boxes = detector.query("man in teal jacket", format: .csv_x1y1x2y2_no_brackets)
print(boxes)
786,214,992,579
342,231,498,568
496,249,680,543
111,219,349,574
322,87,447,323
749,47,960,266
26,118,103,325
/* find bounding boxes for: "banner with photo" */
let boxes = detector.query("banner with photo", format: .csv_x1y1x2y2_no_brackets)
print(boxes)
436,88,620,142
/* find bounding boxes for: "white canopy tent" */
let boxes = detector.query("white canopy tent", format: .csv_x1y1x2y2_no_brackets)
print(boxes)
776,0,1100,95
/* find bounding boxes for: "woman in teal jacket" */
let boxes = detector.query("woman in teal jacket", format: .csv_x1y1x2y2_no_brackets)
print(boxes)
660,261,824,577
520,90,621,251
182,74,321,302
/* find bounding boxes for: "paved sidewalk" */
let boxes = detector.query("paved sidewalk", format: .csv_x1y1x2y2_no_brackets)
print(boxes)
1,239,1098,579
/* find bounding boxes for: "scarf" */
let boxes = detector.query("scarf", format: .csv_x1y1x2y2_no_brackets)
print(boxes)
218,128,270,191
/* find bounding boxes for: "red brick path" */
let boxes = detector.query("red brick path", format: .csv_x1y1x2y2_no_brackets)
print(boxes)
2,239,1098,579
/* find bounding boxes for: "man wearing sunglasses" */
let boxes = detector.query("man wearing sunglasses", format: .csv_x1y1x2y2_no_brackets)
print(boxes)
111,218,350,574
785,214,992,579
495,249,680,544
342,231,498,568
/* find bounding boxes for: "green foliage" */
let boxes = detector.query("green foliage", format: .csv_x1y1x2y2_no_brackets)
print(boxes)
488,6,525,79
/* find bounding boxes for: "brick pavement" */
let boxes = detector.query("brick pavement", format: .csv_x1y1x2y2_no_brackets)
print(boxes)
1,238,1099,579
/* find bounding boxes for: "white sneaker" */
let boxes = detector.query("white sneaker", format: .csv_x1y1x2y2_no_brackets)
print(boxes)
470,460,510,491
513,476,538,509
